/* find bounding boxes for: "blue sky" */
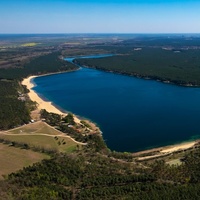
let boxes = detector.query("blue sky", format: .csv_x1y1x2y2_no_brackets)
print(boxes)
0,0,200,33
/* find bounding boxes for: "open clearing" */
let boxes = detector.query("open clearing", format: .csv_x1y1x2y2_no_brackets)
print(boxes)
166,158,182,166
0,143,49,179
8,121,62,135
21,43,40,47
0,121,82,179
0,121,83,153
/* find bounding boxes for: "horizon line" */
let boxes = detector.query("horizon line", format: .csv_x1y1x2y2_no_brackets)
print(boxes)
0,33,200,35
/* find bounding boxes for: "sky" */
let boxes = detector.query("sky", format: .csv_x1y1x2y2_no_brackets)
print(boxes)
0,0,200,34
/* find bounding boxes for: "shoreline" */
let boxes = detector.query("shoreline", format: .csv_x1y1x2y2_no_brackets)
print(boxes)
22,73,81,124
133,140,199,161
21,65,200,156
22,74,199,156
74,61,199,88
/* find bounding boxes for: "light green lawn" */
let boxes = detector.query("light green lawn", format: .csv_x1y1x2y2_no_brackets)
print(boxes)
1,121,80,153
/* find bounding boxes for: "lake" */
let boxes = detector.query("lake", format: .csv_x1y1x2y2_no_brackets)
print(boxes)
33,55,200,152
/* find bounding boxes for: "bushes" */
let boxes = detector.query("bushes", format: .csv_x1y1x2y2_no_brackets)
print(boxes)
0,51,78,130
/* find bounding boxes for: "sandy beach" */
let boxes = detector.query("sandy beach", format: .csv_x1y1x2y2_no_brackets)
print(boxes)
22,75,80,123
160,141,196,153
22,75,198,156
134,140,198,161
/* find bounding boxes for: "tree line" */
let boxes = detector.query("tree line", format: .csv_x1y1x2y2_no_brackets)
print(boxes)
0,52,78,130
3,148,200,199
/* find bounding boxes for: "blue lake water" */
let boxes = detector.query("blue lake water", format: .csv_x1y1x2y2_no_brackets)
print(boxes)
33,55,200,152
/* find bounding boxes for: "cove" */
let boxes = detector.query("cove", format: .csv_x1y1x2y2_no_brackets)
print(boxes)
33,55,200,152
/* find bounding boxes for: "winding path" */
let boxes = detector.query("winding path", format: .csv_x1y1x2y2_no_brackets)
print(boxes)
0,121,87,146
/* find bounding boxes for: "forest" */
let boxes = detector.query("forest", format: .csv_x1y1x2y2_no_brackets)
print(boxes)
1,35,200,199
0,51,78,130
0,80,30,129
75,48,200,86
1,148,200,199
0,51,78,80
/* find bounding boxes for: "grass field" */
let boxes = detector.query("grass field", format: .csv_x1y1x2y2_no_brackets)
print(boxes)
0,143,49,179
0,135,78,152
1,121,81,153
8,121,62,135
0,121,81,179
21,43,40,47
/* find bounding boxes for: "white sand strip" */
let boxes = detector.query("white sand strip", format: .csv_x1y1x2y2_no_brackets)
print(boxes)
22,75,80,123
160,142,195,153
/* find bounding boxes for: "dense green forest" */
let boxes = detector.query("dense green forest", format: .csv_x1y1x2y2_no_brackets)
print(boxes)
1,148,200,199
75,48,200,86
0,80,30,129
0,52,78,130
0,52,78,80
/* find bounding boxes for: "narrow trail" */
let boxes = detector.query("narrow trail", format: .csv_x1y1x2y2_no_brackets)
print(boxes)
0,121,87,146
0,132,87,146
43,122,87,145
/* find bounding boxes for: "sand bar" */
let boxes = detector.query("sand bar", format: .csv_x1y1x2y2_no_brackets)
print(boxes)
22,75,80,123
